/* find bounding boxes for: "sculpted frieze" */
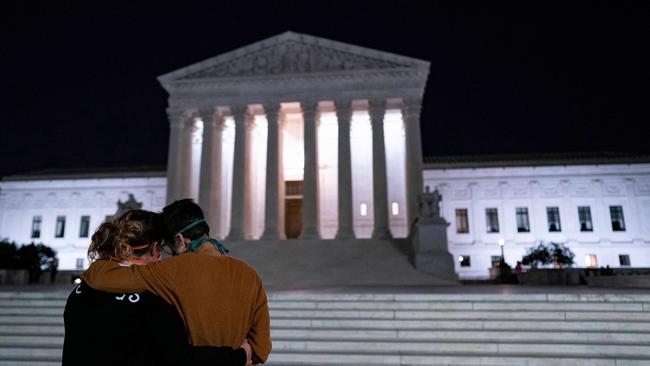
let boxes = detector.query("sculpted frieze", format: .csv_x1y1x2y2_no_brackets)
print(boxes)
181,41,407,80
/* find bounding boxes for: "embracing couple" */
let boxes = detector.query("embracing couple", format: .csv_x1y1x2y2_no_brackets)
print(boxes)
62,199,271,366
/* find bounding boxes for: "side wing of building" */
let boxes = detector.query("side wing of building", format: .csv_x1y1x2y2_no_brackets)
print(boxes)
424,163,650,279
0,173,167,270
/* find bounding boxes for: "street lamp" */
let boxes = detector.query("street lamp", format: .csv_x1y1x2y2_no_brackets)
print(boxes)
498,238,505,264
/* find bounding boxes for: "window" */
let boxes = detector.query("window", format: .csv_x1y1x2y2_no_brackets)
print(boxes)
458,255,471,267
610,206,626,231
55,216,66,238
578,206,593,232
516,207,530,232
31,216,42,238
391,202,399,216
485,208,499,233
360,203,368,217
76,258,84,270
455,209,469,234
546,207,561,232
619,254,631,267
585,254,598,268
79,215,90,238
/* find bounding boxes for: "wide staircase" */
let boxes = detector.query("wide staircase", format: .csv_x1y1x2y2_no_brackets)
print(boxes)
0,290,649,365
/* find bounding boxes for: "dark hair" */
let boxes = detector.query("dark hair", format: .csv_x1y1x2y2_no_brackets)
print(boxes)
161,199,210,240
88,210,167,262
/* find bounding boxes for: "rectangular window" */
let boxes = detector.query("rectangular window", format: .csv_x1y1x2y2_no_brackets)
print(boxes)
585,254,598,268
31,216,42,238
55,216,66,238
79,215,90,238
485,208,499,233
578,206,593,232
516,207,530,232
391,202,399,216
76,258,84,270
546,207,561,232
459,255,471,267
455,209,469,233
610,206,626,231
619,254,631,267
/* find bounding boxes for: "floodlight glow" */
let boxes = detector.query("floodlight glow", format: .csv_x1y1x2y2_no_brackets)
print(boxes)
498,238,505,246
360,202,368,216
458,256,464,262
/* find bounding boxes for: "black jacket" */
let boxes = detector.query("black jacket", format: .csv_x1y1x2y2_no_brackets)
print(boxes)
63,282,246,366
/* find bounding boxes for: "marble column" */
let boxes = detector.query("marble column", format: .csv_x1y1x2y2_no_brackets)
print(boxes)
299,101,321,240
261,104,283,240
165,109,193,204
403,99,425,230
334,101,355,239
226,106,250,241
369,100,392,239
198,108,223,238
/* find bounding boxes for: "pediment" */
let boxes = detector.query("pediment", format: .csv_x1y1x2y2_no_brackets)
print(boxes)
159,32,429,83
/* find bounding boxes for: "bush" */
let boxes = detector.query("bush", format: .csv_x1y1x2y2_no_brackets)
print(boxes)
521,241,574,269
0,241,58,283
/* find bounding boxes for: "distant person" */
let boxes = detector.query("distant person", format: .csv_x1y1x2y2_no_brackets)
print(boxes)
49,258,58,284
63,210,251,366
83,200,272,364
515,261,523,273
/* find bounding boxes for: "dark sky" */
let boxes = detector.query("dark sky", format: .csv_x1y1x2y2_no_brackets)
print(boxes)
1,1,648,177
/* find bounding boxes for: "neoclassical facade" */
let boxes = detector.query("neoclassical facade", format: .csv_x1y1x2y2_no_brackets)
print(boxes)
159,32,429,241
1,33,649,281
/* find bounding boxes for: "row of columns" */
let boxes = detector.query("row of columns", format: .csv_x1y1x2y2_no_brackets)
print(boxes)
166,98,424,241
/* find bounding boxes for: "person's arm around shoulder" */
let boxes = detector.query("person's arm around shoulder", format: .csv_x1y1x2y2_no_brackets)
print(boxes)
82,257,183,305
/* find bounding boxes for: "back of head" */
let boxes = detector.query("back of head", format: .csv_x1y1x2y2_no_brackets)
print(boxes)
88,210,167,262
161,199,210,240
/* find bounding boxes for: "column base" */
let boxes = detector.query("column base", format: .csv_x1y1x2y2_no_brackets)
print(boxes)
226,229,245,242
335,228,356,240
298,229,321,240
371,228,393,240
260,228,281,240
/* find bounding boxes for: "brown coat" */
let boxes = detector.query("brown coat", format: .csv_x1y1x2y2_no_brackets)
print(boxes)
82,250,271,364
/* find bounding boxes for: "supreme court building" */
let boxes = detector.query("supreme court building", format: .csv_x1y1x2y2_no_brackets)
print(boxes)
1,32,649,283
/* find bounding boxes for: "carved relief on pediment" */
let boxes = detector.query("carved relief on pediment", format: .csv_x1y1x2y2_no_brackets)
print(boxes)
181,41,407,80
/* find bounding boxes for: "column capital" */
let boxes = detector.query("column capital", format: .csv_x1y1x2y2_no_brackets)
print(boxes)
263,103,282,116
402,98,423,114
333,100,353,120
166,109,190,127
229,105,251,118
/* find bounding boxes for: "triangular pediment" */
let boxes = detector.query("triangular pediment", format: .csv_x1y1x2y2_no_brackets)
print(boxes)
159,31,429,83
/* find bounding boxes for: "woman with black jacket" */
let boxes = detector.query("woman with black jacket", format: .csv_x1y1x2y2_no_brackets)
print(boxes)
62,210,251,366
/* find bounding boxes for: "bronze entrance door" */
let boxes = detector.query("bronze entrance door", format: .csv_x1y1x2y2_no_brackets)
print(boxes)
285,181,303,239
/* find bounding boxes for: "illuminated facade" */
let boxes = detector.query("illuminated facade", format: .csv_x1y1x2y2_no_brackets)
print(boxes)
1,33,649,280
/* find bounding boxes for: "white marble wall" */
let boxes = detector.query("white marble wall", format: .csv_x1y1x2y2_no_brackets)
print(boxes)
0,176,167,270
424,164,650,279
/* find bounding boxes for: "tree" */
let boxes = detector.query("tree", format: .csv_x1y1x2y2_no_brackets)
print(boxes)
521,241,574,269
0,242,58,284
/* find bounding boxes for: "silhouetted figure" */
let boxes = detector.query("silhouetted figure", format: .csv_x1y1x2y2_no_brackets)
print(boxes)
49,258,58,284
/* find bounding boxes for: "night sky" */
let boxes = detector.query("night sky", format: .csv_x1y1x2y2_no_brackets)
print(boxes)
1,2,648,177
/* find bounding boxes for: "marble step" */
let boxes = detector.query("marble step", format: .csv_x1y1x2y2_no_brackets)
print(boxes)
2,316,649,333
4,329,648,348
2,291,650,303
0,362,60,366
266,352,650,366
271,340,650,358
267,300,648,312
269,309,650,321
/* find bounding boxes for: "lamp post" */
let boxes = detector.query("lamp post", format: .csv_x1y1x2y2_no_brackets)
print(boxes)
498,238,505,265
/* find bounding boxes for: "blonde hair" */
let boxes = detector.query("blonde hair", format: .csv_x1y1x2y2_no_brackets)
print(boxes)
87,210,165,262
